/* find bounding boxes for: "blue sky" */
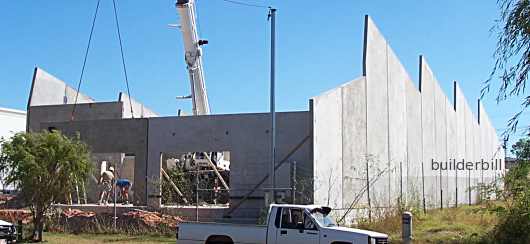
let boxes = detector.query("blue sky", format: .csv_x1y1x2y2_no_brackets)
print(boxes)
0,0,527,153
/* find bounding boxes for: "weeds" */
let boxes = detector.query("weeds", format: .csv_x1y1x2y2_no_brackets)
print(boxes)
354,204,497,243
486,162,530,244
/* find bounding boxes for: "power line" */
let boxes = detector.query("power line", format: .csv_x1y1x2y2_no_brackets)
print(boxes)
218,0,269,9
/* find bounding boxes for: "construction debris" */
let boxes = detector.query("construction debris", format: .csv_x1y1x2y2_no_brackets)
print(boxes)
0,209,32,224
57,208,182,234
122,209,183,228
62,208,96,218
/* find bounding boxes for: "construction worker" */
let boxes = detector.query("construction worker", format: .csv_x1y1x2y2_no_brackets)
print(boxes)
98,166,114,205
116,178,131,204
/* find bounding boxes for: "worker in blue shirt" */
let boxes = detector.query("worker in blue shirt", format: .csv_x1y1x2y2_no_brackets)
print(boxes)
116,178,131,204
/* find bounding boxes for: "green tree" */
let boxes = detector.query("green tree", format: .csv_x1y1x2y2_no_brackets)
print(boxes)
511,137,530,160
0,131,93,242
489,137,530,243
161,166,194,205
484,0,530,136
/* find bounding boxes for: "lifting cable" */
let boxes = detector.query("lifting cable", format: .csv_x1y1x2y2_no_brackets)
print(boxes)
71,0,101,121
71,0,135,121
112,0,135,118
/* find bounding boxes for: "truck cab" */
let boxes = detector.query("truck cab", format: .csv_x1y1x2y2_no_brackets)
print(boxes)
267,204,388,244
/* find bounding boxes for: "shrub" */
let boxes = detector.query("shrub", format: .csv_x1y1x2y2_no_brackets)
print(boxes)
488,162,530,244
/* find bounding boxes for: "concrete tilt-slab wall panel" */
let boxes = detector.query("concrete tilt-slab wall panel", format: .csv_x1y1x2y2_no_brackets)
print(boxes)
405,73,422,205
364,15,391,207
445,95,457,207
387,46,409,205
472,120,481,203
146,112,313,216
40,119,149,206
454,82,467,205
419,56,439,207
341,77,368,208
28,102,124,132
434,77,448,208
28,68,94,107
464,94,475,203
312,86,344,209
119,93,158,118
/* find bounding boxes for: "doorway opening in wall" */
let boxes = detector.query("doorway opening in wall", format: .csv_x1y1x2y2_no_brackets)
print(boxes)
160,151,230,207
59,153,136,207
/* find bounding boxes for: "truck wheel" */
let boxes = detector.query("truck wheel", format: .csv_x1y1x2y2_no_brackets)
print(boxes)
205,235,234,244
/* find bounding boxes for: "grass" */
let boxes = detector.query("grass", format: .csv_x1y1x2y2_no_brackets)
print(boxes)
355,204,498,243
20,204,498,243
22,232,174,243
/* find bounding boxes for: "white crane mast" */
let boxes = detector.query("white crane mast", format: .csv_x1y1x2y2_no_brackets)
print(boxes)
176,0,210,115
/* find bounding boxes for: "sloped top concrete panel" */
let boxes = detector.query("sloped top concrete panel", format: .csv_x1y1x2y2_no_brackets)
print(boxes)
387,44,410,205
454,82,478,126
455,82,467,161
478,102,492,160
119,92,158,118
28,67,94,108
434,76,448,163
387,45,409,165
420,57,436,175
454,82,478,163
363,15,389,164
363,16,386,78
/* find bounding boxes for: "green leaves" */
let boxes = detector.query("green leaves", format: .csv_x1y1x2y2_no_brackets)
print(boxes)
485,0,530,137
511,137,530,160
490,156,530,243
0,131,93,241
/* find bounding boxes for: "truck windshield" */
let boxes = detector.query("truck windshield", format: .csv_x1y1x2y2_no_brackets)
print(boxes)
310,212,337,227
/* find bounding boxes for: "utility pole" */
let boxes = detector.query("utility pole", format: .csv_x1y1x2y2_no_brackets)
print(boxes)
268,7,277,204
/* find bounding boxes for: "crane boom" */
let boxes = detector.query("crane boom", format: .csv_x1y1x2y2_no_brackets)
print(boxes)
176,0,210,115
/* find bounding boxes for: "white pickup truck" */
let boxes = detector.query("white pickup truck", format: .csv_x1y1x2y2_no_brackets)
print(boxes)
176,204,389,244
